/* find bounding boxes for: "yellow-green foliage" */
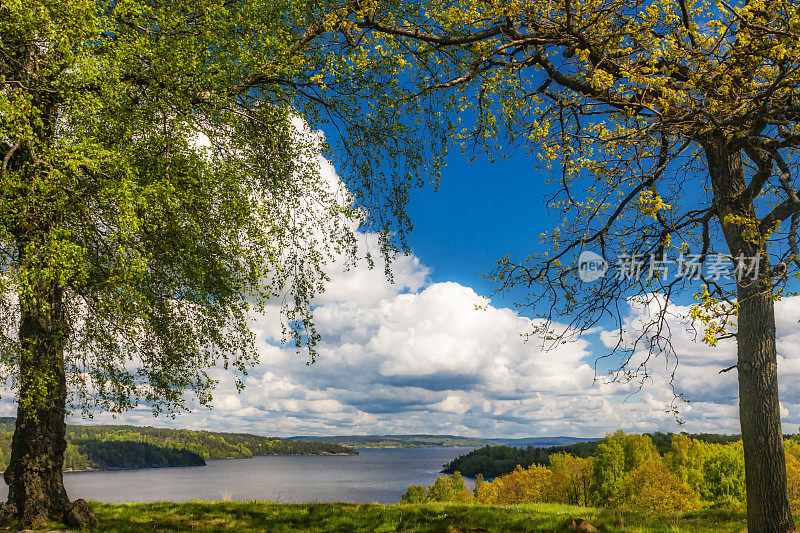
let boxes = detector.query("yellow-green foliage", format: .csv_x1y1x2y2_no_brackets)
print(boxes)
590,438,626,505
472,474,497,504
664,434,706,493
699,441,746,507
784,440,800,513
616,460,699,513
547,453,592,506
620,433,660,470
488,464,552,504
398,485,427,504
473,464,555,505
470,448,699,511
427,471,472,503
636,189,672,218
590,431,659,506
400,472,471,504
403,431,764,512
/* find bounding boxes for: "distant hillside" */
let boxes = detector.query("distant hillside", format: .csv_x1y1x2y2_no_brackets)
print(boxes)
487,436,597,447
288,434,492,448
288,434,601,449
0,418,357,472
67,440,206,470
287,434,602,449
65,424,359,459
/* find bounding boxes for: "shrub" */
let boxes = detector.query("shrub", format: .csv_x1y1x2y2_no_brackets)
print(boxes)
400,485,428,504
784,440,800,513
491,464,551,504
701,442,745,507
616,460,699,513
400,472,472,504
473,474,498,504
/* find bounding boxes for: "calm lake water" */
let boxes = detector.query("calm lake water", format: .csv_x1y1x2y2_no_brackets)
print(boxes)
0,447,476,504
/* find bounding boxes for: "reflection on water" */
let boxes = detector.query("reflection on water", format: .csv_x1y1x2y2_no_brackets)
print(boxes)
0,447,476,504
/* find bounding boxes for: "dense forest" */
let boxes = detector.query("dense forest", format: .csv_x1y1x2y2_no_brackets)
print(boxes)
66,441,206,470
406,430,800,513
442,432,742,477
0,418,357,472
442,441,600,477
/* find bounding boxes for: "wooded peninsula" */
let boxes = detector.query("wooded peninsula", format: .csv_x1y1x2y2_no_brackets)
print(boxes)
410,430,800,513
0,418,357,472
442,432,741,478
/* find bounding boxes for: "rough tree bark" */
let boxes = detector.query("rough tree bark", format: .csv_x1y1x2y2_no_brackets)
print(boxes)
738,269,793,532
2,253,97,528
705,140,795,532
3,282,71,527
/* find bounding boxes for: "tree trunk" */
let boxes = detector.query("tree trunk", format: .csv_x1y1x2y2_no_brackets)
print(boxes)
705,142,795,532
738,272,795,531
3,284,70,527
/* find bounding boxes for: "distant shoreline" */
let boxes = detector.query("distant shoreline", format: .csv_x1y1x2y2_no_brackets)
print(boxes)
58,447,467,475
0,451,359,477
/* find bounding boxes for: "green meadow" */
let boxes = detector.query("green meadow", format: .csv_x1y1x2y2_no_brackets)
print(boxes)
7,501,752,532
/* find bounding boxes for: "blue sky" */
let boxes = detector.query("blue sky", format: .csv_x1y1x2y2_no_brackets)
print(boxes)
407,151,548,303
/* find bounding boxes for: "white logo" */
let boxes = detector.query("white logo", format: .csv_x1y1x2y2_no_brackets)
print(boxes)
578,251,608,282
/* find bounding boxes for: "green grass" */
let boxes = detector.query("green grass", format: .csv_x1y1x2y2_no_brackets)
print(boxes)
13,501,746,532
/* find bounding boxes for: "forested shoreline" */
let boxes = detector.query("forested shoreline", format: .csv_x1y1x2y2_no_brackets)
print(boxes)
412,430,800,514
0,418,357,472
442,432,742,477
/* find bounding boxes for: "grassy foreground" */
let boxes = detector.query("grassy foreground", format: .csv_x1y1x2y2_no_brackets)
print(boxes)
9,501,751,532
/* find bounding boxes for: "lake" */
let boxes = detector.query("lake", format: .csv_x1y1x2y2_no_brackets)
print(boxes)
0,447,476,504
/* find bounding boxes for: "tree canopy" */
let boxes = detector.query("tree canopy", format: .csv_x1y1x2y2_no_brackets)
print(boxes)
0,0,448,416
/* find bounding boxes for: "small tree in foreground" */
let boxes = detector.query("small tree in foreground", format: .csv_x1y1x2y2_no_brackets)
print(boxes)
0,0,444,526
490,464,552,504
357,1,800,530
702,441,747,507
548,452,592,506
617,460,699,513
400,485,428,504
